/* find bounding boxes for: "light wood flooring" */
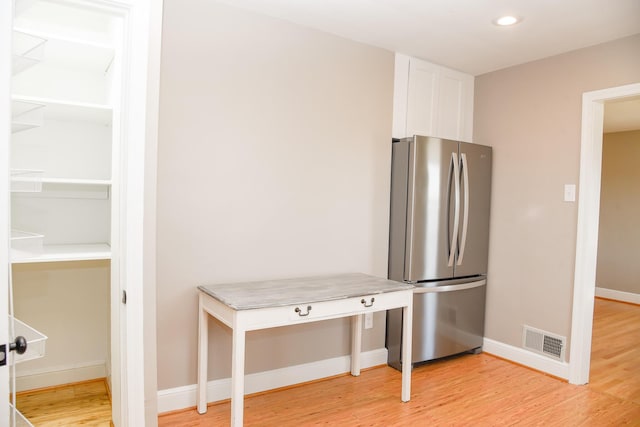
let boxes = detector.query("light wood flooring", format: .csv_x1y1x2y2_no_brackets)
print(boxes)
15,378,111,426
14,298,640,426
159,298,640,426
589,298,640,406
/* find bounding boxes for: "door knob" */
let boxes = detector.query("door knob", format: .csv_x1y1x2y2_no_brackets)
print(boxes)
0,336,28,366
10,336,27,355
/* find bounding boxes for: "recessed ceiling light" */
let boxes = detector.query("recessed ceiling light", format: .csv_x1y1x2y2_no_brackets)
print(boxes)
493,15,522,26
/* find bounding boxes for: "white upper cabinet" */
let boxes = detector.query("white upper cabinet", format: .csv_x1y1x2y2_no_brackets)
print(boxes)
393,54,474,142
405,57,437,138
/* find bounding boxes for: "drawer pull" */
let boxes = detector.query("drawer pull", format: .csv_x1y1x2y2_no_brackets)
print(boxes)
295,306,312,317
361,297,375,308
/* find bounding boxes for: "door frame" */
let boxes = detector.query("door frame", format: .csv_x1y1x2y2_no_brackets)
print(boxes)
0,0,160,424
569,82,640,385
117,0,161,424
114,0,161,424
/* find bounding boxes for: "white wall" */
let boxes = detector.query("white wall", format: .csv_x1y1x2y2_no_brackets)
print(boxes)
157,0,394,391
596,130,640,294
474,34,640,356
13,260,110,389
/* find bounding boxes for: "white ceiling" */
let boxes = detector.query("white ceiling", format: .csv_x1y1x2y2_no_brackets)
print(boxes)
214,0,640,132
214,0,640,76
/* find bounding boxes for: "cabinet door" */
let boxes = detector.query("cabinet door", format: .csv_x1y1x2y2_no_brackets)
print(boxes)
437,67,474,142
406,58,438,138
396,55,474,142
391,54,410,139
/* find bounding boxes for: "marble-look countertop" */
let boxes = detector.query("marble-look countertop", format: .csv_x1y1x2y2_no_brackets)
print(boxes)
198,273,414,310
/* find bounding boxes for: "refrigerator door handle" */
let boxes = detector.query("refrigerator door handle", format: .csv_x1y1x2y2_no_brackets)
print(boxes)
448,152,460,267
457,152,470,266
413,279,486,294
404,139,418,280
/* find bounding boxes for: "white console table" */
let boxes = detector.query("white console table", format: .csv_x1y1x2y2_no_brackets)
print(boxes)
197,273,414,426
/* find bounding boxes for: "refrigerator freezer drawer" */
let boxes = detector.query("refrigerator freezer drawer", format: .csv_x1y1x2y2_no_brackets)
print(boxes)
386,280,486,369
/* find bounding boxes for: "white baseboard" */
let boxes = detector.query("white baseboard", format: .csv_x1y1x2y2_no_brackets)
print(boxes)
482,338,569,380
158,341,575,414
157,348,388,414
595,287,640,305
16,361,107,392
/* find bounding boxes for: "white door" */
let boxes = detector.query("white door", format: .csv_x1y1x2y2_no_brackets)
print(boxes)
1,0,158,425
1,1,14,424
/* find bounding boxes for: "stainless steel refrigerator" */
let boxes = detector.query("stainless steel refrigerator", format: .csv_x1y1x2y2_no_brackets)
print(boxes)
386,135,492,369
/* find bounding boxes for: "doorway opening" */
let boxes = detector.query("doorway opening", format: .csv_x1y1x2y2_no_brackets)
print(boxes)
569,82,640,385
587,98,640,396
595,99,640,304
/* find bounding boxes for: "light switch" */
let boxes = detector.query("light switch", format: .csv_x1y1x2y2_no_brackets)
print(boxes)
564,184,576,202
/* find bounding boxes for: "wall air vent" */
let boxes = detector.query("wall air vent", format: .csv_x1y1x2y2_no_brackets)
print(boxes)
522,325,566,362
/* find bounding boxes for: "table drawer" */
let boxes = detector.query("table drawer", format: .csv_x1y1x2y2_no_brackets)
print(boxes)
237,289,412,331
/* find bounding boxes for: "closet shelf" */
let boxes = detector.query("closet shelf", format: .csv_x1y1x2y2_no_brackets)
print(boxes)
11,230,44,261
12,30,46,75
11,169,43,193
13,27,115,73
14,0,117,46
12,121,40,134
42,178,111,186
12,179,112,200
11,98,45,133
11,243,111,264
11,95,112,124
10,317,47,364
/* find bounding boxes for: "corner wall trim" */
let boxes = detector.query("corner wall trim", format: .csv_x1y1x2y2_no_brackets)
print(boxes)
595,287,640,305
482,338,569,380
157,348,388,414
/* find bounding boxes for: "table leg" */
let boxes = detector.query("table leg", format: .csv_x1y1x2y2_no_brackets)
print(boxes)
197,294,208,414
231,323,246,426
350,314,363,376
401,303,413,402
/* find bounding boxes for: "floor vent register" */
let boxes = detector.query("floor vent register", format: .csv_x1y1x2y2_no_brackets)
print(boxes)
522,325,566,362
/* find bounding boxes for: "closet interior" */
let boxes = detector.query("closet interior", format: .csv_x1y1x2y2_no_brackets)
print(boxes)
8,0,124,424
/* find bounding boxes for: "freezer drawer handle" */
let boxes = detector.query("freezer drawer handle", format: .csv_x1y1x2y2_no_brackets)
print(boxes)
294,306,312,317
360,297,375,307
413,279,486,294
